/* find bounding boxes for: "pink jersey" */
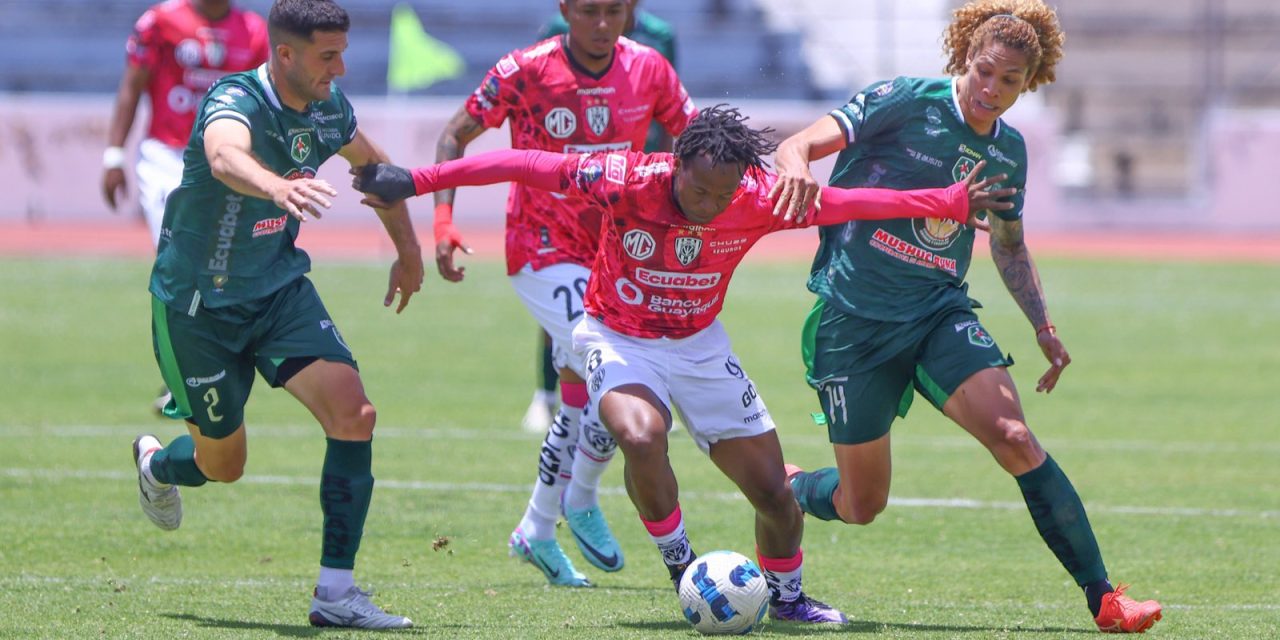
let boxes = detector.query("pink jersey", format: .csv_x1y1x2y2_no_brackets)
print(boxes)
464,36,696,275
126,0,269,147
409,149,968,340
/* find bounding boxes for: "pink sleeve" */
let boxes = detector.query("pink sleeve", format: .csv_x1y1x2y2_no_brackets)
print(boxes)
808,182,968,226
411,149,568,195
126,9,160,68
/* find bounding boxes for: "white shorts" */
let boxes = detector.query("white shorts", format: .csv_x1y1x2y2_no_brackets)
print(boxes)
571,316,776,454
136,138,185,247
509,262,591,378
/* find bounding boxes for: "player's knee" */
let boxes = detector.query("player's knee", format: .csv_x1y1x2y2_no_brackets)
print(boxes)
326,401,376,441
612,423,664,460
989,417,1042,472
834,491,886,525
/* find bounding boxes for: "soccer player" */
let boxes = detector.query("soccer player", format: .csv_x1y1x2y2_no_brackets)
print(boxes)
352,104,1010,623
130,0,423,629
432,0,696,586
102,0,269,413
522,0,681,433
769,0,1163,633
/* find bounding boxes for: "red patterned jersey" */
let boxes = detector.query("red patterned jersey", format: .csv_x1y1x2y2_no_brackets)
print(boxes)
126,0,269,147
547,152,804,338
464,36,696,275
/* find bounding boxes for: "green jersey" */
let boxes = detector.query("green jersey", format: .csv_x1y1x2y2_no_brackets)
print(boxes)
808,76,1028,322
150,64,358,313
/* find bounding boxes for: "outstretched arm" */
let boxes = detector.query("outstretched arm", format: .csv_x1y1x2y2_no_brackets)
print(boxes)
807,160,1014,228
769,115,848,221
353,149,567,203
989,215,1070,392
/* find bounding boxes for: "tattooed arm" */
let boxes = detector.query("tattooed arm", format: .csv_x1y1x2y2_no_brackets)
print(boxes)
429,106,489,281
989,215,1071,393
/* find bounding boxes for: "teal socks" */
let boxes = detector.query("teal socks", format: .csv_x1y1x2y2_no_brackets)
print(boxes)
1016,454,1108,585
319,438,374,570
789,467,843,522
148,435,208,487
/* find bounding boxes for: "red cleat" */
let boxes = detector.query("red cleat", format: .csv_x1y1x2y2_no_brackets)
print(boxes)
1094,584,1162,633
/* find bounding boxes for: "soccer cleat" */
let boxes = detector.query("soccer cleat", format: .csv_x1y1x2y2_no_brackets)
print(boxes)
667,554,696,591
1094,584,1162,633
308,586,413,629
132,435,182,530
769,592,849,624
562,497,625,572
508,527,592,587
521,391,556,434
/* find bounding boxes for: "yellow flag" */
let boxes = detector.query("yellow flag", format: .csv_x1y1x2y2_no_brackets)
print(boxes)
387,3,464,92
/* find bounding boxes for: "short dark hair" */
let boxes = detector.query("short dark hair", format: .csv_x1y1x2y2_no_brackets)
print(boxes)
268,0,350,46
673,104,777,171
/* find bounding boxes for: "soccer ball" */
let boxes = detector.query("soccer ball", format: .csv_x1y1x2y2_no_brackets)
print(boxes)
677,551,769,635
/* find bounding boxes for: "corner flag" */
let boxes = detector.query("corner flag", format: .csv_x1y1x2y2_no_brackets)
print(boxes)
387,3,464,92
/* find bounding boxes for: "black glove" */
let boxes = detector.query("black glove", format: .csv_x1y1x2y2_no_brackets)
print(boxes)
352,163,415,203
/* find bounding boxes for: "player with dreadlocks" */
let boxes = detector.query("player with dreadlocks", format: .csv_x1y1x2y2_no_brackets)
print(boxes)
353,104,1011,622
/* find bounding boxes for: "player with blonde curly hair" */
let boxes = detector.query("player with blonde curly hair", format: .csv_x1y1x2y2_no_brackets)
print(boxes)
771,0,1162,633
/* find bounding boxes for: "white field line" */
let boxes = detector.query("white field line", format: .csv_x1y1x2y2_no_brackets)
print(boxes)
4,424,1280,456
3,574,1278,612
2,467,1277,520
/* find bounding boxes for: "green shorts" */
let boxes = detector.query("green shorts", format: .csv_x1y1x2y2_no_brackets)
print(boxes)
151,276,357,438
802,298,1014,445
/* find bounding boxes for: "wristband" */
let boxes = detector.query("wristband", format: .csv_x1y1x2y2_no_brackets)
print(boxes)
102,146,126,170
1035,323,1056,336
433,202,453,225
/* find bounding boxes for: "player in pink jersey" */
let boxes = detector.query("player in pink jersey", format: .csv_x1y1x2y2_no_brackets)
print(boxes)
354,105,1012,621
431,0,696,587
102,0,268,414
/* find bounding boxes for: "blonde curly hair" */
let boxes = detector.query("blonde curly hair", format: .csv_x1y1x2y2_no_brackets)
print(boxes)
943,0,1065,92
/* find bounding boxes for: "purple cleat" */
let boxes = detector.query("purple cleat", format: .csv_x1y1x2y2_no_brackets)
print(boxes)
768,593,849,624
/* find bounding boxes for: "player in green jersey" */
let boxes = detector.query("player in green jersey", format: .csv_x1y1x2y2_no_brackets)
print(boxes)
771,0,1162,634
130,0,423,629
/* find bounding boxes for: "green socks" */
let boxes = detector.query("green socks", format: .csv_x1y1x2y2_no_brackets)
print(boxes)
320,438,374,570
1016,454,1108,585
789,467,843,522
148,435,208,487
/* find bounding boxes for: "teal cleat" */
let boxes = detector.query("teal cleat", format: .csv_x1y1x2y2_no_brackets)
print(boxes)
508,527,593,587
562,502,625,572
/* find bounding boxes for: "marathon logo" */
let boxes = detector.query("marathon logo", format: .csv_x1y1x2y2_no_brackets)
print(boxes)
634,268,721,290
869,228,958,275
252,214,288,238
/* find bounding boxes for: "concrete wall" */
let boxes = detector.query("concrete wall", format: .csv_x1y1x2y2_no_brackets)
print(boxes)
2,94,1065,229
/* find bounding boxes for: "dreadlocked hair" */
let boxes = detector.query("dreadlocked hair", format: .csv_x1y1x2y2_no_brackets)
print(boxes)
673,104,777,170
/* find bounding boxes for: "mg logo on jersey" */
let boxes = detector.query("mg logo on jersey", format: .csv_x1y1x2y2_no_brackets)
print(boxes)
674,236,703,266
586,105,610,136
545,107,577,139
622,229,655,260
291,133,312,163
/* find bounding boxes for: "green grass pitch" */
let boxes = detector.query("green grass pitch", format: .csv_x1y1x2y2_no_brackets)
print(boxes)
1,255,1277,638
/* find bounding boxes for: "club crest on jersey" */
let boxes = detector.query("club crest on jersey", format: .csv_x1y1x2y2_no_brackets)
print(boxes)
290,133,312,163
967,325,995,348
545,107,577,139
586,104,610,136
495,54,519,78
674,236,703,266
622,229,655,260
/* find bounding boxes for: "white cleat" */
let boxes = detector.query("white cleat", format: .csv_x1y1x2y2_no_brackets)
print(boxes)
309,586,413,629
132,434,182,531
520,391,556,434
